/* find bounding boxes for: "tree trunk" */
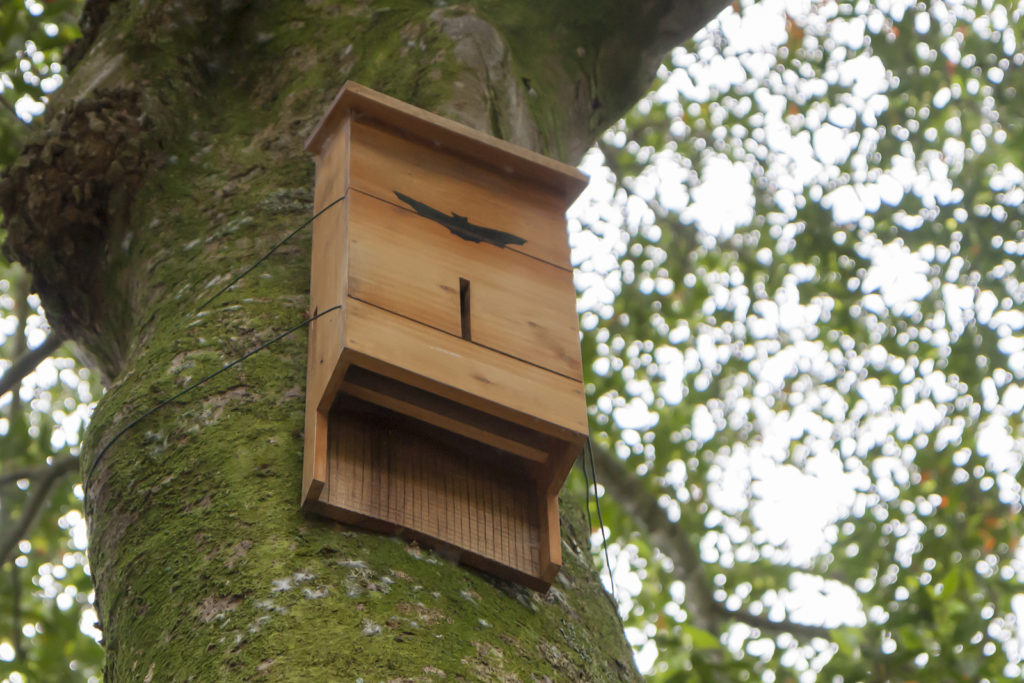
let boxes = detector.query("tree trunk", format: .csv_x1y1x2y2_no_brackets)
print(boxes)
1,0,728,678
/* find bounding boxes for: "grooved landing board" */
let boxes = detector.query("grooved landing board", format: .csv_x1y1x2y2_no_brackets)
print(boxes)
322,401,542,579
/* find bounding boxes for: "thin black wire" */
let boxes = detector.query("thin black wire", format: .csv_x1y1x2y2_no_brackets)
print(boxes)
88,187,608,599
196,192,349,312
88,190,352,486
582,447,594,547
84,305,343,486
585,436,617,600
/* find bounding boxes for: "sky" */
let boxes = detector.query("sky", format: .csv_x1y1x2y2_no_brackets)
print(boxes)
567,0,1024,676
3,0,1024,679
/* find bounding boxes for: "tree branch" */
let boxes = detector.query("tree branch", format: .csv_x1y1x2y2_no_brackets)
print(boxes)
0,333,63,400
590,443,833,642
590,443,722,634
713,603,833,640
0,455,78,487
0,455,79,566
0,92,31,129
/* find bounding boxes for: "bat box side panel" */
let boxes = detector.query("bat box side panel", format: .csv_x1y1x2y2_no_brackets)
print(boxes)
303,125,351,506
348,120,573,269
346,192,583,381
308,124,351,404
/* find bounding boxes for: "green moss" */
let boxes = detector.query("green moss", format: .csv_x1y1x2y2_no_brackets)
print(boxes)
72,2,638,680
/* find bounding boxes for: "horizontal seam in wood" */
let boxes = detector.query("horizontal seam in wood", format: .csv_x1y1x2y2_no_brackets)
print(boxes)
348,295,583,383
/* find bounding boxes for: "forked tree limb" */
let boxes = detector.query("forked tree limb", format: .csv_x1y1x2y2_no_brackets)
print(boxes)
589,443,832,641
0,334,63,399
0,455,79,566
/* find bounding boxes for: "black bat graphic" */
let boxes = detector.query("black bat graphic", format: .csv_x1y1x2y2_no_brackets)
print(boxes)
393,191,526,248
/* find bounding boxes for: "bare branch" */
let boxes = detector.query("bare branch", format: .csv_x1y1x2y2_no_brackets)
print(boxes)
0,334,64,400
590,443,834,642
0,88,31,130
0,455,78,566
0,455,78,487
590,443,722,634
713,603,833,641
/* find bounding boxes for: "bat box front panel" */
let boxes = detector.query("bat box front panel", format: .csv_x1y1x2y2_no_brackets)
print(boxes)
346,191,583,381
349,119,572,268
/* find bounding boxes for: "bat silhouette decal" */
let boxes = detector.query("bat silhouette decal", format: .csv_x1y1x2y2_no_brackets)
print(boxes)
393,191,526,248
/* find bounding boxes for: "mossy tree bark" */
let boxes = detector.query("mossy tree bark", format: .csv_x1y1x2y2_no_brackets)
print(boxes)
1,0,728,679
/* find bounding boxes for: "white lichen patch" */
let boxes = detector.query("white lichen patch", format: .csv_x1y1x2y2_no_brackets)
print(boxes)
478,618,491,628
337,559,370,570
543,586,569,609
303,586,329,599
271,577,292,592
361,619,381,636
338,558,393,597
221,215,255,235
249,614,272,633
197,594,242,623
460,589,480,603
254,599,286,613
292,571,314,583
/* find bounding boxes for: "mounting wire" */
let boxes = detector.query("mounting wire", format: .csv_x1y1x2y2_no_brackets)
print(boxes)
84,304,343,489
86,189,355,489
196,191,349,312
583,437,617,601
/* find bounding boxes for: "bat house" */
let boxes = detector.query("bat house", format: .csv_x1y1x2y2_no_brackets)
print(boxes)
302,82,588,590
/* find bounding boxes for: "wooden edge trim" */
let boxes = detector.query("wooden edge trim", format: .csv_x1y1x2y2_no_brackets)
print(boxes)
341,381,550,465
346,347,584,443
305,81,588,199
538,491,562,588
547,436,587,495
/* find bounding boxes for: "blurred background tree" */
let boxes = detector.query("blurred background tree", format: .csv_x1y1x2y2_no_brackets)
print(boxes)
576,0,1024,680
2,0,1023,680
0,2,104,682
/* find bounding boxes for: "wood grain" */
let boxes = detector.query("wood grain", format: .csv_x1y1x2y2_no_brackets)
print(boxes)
342,297,587,440
347,191,583,381
321,399,555,588
303,126,350,506
349,120,572,268
305,81,588,201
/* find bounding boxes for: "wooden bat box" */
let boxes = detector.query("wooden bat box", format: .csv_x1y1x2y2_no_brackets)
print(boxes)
301,82,588,590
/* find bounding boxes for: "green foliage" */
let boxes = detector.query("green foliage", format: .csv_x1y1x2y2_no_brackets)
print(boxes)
0,267,103,683
0,1,102,681
578,0,1024,679
0,0,80,165
6,0,1024,680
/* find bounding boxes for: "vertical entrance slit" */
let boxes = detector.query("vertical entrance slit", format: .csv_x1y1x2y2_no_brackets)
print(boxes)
459,277,471,341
